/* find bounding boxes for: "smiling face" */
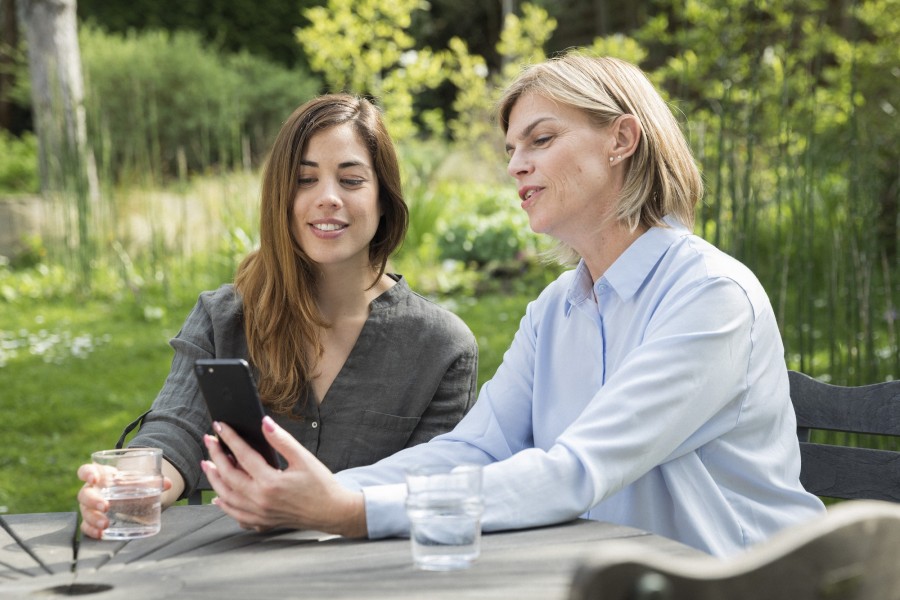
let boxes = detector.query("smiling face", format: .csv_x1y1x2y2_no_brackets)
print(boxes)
505,93,622,253
291,123,382,270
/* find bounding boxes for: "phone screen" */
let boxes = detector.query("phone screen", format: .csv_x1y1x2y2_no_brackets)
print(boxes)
193,358,280,468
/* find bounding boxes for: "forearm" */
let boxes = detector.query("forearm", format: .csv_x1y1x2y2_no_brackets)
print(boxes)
161,459,185,507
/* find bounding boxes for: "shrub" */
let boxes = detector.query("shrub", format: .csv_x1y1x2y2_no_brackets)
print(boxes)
435,184,543,267
0,131,39,194
79,26,320,183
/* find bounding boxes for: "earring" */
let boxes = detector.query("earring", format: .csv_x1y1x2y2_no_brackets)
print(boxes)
609,156,615,163
617,155,622,160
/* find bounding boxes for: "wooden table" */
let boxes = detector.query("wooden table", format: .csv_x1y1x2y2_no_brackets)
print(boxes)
0,505,702,599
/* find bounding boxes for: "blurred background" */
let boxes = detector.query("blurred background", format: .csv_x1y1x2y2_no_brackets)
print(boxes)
0,0,897,514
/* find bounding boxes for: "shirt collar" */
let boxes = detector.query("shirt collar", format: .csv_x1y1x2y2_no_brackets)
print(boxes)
565,216,691,313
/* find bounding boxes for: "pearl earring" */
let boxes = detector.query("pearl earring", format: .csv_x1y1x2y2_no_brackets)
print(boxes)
609,156,615,163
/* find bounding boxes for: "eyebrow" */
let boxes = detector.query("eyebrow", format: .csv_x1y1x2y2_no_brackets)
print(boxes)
300,159,372,170
505,117,555,152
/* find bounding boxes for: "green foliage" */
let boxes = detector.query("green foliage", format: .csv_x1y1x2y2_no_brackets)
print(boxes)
79,26,320,183
299,0,447,140
625,0,899,383
0,131,39,194
436,185,539,266
77,0,315,69
495,3,556,79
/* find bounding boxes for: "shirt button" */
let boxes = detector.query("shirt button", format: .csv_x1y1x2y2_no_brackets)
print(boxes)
311,421,318,429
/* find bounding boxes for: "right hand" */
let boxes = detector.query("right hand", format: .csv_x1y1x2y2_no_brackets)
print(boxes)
76,463,175,539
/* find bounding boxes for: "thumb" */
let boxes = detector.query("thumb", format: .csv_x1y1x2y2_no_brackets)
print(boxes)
261,415,316,468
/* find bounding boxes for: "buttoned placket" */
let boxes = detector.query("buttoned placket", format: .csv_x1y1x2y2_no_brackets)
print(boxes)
592,279,610,385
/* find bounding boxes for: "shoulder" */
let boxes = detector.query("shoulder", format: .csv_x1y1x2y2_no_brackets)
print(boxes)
197,284,243,316
191,284,245,336
662,233,770,318
379,276,475,346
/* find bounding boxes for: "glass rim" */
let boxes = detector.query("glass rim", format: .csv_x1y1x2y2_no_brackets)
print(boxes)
91,447,162,460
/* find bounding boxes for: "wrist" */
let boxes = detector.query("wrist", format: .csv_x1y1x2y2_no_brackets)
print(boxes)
334,491,367,538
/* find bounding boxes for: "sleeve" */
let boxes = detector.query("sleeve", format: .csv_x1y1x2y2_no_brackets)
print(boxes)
126,297,219,497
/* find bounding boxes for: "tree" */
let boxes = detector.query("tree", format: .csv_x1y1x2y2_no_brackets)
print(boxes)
17,0,98,284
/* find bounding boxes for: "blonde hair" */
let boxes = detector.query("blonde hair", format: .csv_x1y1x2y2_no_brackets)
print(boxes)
498,53,702,262
235,95,408,415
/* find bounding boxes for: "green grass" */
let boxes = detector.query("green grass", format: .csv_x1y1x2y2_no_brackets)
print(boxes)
0,288,530,514
0,297,190,514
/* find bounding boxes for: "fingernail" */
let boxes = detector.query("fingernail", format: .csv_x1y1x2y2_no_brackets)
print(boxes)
213,421,223,433
200,460,208,473
262,416,276,432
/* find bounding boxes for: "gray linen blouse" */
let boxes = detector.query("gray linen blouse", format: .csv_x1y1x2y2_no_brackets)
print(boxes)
126,276,478,498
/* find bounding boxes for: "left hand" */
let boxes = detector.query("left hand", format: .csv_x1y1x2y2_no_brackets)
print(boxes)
202,416,366,537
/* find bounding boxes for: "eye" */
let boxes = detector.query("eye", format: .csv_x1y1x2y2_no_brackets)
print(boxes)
297,177,315,187
533,135,552,147
341,178,365,187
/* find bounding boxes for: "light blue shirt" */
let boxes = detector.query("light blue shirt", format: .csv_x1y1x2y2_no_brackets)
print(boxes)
336,218,825,556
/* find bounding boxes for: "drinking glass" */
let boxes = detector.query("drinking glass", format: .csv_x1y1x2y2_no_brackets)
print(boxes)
91,447,164,540
405,464,483,571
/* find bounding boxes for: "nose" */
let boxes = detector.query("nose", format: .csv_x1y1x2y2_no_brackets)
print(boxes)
506,148,533,179
315,182,342,209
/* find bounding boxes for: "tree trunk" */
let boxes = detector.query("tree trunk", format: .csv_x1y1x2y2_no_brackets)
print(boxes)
17,0,99,286
16,0,97,199
0,0,19,131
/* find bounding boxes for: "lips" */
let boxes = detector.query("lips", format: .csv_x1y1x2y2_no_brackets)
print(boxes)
308,220,349,238
312,223,347,232
518,186,543,201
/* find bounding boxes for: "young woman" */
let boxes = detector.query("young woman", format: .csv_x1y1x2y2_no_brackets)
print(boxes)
199,55,825,557
76,95,478,539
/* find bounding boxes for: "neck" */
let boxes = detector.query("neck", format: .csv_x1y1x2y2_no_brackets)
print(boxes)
315,263,392,321
579,221,648,282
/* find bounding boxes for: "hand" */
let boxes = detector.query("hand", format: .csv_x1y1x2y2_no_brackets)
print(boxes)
202,416,367,538
76,463,174,539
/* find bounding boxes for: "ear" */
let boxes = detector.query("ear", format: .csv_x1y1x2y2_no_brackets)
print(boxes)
610,114,641,161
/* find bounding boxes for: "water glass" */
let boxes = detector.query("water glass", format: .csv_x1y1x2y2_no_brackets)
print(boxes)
405,464,484,571
91,447,164,540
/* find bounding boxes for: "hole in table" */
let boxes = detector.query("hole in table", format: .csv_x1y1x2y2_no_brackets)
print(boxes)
36,583,114,596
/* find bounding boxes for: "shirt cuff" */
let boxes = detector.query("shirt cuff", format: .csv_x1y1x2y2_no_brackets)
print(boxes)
362,483,410,539
333,471,362,492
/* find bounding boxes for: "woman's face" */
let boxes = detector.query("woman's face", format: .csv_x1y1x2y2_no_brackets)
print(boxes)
505,93,619,249
291,123,382,270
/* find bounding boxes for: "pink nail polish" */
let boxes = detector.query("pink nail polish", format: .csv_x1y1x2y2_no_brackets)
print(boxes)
263,416,276,432
213,421,223,433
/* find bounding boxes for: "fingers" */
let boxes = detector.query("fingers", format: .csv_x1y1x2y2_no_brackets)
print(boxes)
77,463,101,485
260,416,315,468
209,421,265,473
77,463,109,539
78,486,108,539
80,514,107,540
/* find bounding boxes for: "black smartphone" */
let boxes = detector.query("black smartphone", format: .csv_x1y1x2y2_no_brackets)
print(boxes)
193,358,280,468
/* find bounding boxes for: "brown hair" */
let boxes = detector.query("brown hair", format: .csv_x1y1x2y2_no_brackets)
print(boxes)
498,53,702,262
234,94,408,415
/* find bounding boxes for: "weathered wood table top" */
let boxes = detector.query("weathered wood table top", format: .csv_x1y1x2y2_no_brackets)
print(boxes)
0,505,702,599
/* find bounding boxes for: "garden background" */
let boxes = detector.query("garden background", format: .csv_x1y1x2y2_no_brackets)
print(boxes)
0,0,897,514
